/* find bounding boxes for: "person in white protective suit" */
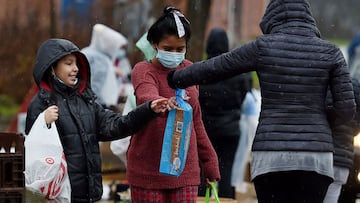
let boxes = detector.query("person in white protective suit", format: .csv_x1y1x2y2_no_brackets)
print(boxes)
82,24,132,109
110,32,156,167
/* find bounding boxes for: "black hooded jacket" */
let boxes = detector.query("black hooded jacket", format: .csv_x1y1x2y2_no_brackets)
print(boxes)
199,28,251,137
169,0,355,152
25,39,157,202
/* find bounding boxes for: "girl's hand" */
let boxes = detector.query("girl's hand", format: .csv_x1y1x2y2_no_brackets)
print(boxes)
167,96,178,111
45,105,59,124
151,98,168,113
205,178,212,187
205,178,220,188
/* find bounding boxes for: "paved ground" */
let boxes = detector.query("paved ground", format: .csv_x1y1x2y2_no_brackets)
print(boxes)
97,179,258,203
98,143,259,203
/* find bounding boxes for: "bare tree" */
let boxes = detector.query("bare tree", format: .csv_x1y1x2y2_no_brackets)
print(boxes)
186,0,211,61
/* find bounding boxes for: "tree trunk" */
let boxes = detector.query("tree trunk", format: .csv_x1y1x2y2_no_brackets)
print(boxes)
186,0,211,61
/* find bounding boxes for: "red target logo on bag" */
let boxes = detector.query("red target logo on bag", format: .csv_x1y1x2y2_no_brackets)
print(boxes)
45,157,55,165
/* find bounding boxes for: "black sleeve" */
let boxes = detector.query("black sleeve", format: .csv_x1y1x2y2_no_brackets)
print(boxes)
25,95,47,135
170,41,258,89
95,101,157,141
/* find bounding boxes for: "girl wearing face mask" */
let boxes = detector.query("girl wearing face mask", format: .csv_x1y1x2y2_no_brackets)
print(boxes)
129,6,220,202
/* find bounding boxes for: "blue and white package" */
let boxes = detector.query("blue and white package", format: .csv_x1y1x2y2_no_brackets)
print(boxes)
159,89,193,176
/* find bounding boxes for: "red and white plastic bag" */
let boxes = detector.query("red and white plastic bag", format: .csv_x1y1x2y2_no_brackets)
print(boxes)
25,111,71,202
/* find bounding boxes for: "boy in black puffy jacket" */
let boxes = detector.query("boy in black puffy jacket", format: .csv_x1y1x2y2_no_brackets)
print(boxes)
25,38,168,202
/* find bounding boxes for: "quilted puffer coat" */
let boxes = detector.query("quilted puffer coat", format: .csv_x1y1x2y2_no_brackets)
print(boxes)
169,0,356,153
327,79,360,169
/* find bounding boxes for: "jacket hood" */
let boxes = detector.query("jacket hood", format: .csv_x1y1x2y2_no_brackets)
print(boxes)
33,38,91,92
89,24,128,58
260,0,321,37
206,27,229,59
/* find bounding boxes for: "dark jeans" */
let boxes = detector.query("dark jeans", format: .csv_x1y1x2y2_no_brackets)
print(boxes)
253,170,333,203
198,135,239,198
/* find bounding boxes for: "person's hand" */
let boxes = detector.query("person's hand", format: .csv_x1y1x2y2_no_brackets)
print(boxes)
181,91,190,101
205,178,220,187
167,96,179,111
115,67,123,77
205,178,213,187
45,105,59,124
150,98,169,113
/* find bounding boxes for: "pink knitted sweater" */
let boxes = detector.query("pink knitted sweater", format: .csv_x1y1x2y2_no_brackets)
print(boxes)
127,60,220,189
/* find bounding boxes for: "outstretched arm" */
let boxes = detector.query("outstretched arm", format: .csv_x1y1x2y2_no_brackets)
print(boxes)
95,99,167,142
150,98,168,113
329,49,356,124
168,41,258,89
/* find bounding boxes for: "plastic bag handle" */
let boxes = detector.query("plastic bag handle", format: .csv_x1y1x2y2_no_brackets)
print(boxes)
205,182,220,203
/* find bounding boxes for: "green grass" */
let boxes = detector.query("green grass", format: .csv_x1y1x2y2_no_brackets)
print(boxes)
0,95,20,117
327,38,350,46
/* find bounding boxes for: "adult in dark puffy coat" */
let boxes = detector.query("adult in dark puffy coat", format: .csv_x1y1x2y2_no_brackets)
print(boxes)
198,27,252,198
167,0,356,202
324,78,360,203
25,38,168,202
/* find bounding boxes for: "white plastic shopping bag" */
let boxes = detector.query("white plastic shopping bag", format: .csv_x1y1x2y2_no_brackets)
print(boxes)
101,63,120,106
25,112,71,202
110,136,130,167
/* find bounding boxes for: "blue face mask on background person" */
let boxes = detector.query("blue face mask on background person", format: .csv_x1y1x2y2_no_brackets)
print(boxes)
114,49,126,60
156,49,185,68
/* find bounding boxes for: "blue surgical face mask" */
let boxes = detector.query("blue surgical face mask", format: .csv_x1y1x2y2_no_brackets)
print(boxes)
156,49,185,68
113,49,126,60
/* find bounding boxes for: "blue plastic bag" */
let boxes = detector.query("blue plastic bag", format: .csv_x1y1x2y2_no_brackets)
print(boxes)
159,89,193,176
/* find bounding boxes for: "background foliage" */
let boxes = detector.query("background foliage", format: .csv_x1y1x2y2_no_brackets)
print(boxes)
0,0,360,131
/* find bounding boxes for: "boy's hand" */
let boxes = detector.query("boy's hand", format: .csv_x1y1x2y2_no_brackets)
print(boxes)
45,105,59,124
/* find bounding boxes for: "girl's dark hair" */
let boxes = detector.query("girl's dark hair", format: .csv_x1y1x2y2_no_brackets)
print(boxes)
147,6,191,45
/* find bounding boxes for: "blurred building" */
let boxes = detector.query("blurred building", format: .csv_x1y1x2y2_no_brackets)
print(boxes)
157,0,267,46
206,0,268,47
0,0,57,30
1,0,359,132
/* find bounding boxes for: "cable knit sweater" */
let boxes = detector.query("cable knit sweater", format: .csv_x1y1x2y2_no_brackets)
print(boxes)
128,60,220,189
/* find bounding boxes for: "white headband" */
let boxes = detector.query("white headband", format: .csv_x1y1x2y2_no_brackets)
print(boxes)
171,10,190,38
